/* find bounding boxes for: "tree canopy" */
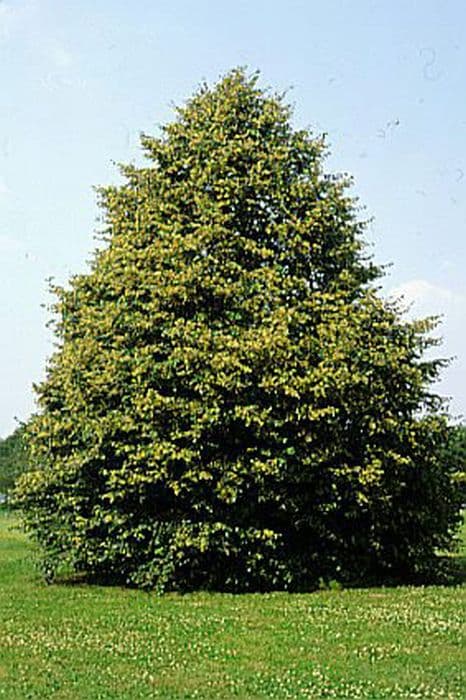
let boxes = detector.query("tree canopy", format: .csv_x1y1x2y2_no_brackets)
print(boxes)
15,69,462,591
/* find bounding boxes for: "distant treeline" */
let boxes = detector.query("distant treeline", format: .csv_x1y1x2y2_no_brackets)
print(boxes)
0,427,29,501
447,424,466,501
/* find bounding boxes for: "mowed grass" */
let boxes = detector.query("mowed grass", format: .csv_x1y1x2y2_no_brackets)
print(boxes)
0,511,464,699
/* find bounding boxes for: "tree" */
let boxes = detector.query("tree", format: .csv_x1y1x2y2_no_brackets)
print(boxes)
14,69,462,591
0,427,29,503
444,424,466,503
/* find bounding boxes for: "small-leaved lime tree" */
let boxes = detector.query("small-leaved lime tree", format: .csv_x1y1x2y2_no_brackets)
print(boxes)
15,69,462,591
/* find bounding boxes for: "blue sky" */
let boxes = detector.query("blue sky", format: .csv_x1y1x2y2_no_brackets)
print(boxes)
1,0,465,437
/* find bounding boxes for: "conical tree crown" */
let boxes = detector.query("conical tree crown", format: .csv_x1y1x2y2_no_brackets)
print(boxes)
16,70,461,591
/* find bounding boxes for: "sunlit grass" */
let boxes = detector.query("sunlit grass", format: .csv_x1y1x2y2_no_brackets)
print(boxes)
0,510,464,699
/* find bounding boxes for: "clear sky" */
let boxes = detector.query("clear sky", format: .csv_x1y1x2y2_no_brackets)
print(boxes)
1,0,465,437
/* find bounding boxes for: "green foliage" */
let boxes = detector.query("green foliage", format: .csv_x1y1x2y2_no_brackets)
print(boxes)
14,69,463,591
445,424,466,502
0,427,29,502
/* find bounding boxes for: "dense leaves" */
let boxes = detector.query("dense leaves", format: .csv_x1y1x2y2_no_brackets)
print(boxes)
15,69,462,590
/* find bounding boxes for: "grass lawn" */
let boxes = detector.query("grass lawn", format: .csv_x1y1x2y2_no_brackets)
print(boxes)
0,511,464,699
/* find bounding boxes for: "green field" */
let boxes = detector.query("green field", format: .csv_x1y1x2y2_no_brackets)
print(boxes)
1,512,464,699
